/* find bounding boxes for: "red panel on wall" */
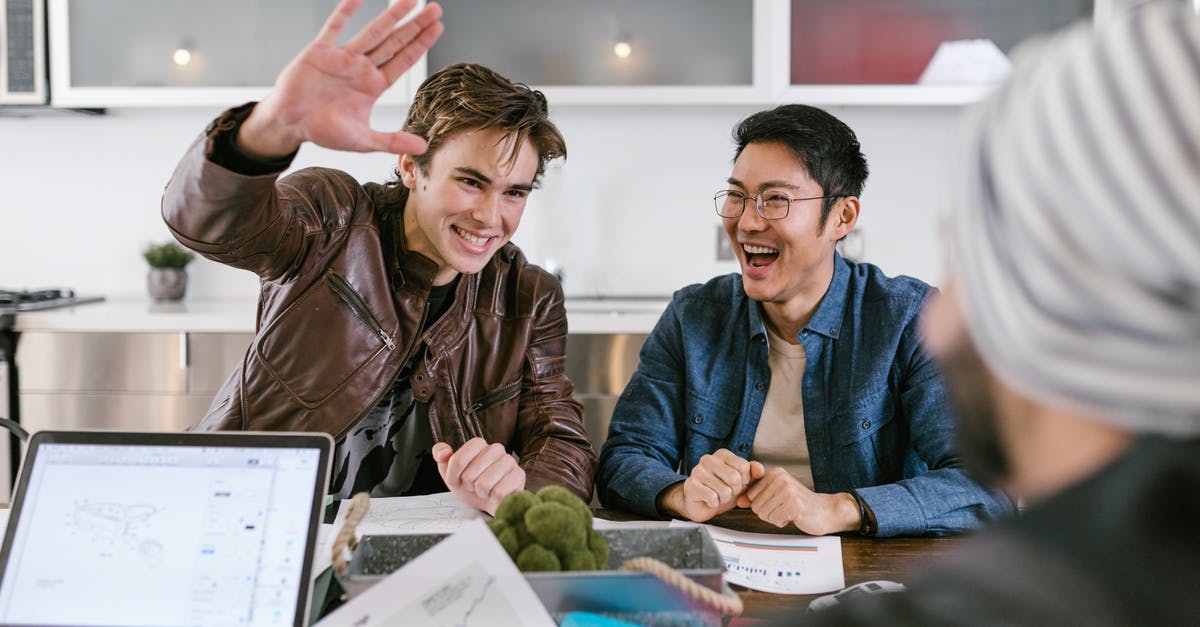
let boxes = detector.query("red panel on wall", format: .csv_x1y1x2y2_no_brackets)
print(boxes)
790,1,970,84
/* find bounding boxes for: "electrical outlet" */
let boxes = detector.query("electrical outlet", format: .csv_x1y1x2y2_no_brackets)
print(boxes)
715,225,735,261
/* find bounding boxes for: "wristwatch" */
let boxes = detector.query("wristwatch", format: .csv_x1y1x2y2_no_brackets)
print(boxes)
851,491,877,537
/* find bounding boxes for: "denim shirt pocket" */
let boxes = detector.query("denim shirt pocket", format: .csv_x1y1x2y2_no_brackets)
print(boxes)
829,387,901,485
682,391,738,470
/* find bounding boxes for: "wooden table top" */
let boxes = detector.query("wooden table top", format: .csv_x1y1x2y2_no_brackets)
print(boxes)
597,508,967,620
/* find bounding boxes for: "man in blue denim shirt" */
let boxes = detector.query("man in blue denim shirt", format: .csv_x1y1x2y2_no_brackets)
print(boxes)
597,105,1011,537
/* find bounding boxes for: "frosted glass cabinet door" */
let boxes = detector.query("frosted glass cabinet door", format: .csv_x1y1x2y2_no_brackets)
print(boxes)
782,0,1093,104
425,0,766,104
48,0,397,107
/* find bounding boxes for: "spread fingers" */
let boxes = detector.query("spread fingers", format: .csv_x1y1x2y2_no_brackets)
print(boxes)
342,0,420,54
380,15,443,84
314,0,364,47
365,4,442,68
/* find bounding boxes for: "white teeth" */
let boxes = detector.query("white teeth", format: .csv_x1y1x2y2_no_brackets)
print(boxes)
454,226,490,247
743,244,778,255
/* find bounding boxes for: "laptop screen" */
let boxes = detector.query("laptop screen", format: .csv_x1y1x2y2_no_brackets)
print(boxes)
0,431,332,627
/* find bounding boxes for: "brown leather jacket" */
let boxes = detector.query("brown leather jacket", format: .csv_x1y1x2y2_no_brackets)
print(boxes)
160,106,596,499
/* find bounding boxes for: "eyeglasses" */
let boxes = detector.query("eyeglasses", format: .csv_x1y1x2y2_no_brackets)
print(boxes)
713,189,841,220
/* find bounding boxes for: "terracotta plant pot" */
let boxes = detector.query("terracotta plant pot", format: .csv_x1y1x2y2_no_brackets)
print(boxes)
147,268,188,302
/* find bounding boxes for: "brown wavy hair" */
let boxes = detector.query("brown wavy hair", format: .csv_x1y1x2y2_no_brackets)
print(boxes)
403,62,566,184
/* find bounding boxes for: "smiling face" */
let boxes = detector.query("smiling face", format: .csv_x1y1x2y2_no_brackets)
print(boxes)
399,128,539,285
723,141,857,314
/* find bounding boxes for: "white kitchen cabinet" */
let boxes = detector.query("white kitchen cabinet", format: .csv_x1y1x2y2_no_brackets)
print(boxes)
46,0,771,107
47,0,413,107
422,0,770,105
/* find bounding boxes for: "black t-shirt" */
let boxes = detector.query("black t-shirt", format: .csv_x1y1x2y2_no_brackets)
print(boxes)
329,276,462,499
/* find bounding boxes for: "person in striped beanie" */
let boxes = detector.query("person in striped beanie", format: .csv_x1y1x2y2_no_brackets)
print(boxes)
777,3,1200,624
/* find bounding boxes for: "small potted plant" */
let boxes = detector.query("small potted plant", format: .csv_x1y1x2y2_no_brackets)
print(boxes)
142,241,195,302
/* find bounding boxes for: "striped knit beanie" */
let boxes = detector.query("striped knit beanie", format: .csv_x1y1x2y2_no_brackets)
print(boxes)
950,3,1200,435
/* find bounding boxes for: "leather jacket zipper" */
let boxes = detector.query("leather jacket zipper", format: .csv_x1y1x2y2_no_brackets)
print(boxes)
464,380,521,415
327,272,396,351
397,295,432,369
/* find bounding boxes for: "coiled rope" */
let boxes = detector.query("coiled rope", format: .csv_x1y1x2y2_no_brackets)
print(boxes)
620,556,744,616
331,492,370,576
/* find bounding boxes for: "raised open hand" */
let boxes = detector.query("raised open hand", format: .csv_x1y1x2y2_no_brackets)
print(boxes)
238,0,444,159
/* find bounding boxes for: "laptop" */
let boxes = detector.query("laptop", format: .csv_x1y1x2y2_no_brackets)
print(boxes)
0,430,333,627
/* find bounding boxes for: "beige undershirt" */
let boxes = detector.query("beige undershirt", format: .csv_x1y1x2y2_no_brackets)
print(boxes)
750,326,814,489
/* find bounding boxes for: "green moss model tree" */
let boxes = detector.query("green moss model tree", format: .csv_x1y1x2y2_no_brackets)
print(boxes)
488,486,609,572
142,241,194,269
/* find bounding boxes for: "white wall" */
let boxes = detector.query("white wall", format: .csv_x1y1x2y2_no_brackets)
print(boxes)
0,103,966,300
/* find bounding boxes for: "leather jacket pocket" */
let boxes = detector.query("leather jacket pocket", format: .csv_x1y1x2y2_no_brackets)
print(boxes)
192,366,242,430
194,393,237,431
257,271,396,407
463,379,522,416
461,378,522,443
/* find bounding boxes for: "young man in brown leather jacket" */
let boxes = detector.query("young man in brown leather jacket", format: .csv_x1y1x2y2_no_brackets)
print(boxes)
160,0,595,515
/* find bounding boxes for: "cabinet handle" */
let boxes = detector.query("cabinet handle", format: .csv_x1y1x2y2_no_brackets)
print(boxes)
179,332,190,370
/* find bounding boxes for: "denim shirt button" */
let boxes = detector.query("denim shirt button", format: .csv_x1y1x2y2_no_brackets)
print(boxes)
861,419,871,430
738,443,749,452
693,415,703,424
755,382,766,391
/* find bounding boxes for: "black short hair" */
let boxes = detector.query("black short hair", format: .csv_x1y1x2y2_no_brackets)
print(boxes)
733,104,869,229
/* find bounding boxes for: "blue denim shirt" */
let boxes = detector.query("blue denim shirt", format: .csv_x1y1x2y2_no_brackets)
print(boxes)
598,254,1013,537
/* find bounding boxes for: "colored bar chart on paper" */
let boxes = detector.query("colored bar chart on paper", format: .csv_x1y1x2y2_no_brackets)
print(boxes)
672,521,844,594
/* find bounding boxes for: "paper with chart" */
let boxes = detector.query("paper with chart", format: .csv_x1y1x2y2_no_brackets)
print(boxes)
332,492,489,537
673,521,844,594
314,519,554,627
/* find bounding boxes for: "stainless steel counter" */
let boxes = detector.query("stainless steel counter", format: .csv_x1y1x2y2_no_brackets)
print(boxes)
566,333,647,457
12,298,669,334
15,330,650,459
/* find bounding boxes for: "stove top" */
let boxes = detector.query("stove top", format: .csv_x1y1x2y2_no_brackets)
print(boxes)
0,289,105,313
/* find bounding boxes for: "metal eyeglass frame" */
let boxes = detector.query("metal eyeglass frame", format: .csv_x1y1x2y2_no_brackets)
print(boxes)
713,189,843,220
